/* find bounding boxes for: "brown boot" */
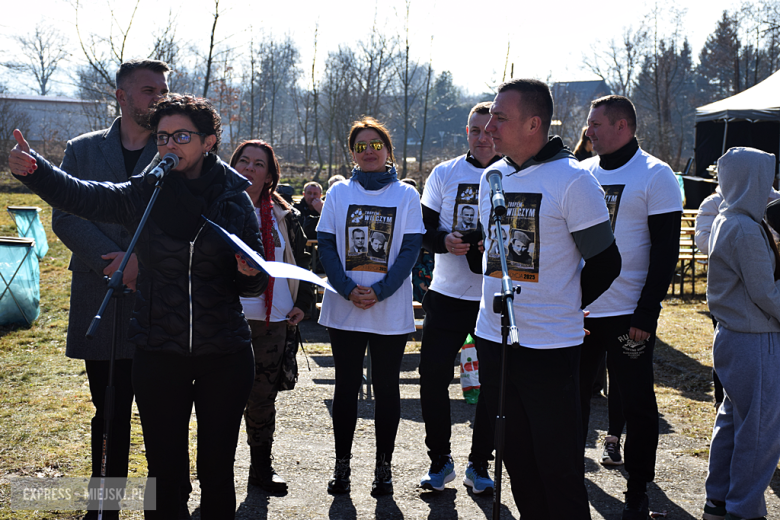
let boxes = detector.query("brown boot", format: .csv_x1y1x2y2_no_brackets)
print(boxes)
248,445,287,493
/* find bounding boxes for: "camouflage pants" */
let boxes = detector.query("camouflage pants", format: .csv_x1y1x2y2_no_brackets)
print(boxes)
244,319,290,447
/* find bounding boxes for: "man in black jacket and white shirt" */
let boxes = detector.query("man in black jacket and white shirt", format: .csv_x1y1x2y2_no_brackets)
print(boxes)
418,102,499,494
475,79,621,519
578,95,682,520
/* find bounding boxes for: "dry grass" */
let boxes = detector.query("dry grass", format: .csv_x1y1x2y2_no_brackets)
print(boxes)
0,192,150,520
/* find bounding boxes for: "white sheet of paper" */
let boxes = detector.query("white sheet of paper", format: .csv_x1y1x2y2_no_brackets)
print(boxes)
204,217,336,293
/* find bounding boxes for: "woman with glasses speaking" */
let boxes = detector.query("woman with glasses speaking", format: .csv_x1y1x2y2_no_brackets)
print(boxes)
316,117,424,496
8,94,267,519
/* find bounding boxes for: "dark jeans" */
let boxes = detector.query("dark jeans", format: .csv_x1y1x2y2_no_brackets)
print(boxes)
328,327,407,461
477,337,590,520
133,346,254,520
85,359,134,510
579,315,658,490
419,290,493,462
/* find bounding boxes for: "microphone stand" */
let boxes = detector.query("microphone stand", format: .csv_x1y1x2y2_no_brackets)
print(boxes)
489,209,521,520
85,174,167,519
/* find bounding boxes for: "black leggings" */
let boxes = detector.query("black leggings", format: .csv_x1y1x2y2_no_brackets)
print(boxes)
328,327,407,461
133,346,254,520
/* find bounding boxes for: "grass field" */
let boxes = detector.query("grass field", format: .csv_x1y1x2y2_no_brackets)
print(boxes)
0,186,716,519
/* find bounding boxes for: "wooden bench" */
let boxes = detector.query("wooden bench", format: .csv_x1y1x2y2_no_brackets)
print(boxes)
674,229,707,297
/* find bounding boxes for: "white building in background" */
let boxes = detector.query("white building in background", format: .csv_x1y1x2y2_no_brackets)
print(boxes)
0,94,108,159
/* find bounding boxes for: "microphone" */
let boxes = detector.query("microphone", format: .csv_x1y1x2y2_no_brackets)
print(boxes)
486,169,506,217
146,153,179,184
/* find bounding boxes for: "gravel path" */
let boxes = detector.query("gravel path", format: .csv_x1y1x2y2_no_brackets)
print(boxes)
181,321,780,519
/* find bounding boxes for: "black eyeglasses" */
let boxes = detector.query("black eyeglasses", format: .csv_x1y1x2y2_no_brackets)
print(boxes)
154,130,207,146
354,139,384,154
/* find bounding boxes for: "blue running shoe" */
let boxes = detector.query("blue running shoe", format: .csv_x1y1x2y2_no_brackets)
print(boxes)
463,461,494,495
420,454,455,491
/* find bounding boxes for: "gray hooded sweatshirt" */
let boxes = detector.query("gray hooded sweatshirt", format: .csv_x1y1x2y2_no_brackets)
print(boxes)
707,147,780,333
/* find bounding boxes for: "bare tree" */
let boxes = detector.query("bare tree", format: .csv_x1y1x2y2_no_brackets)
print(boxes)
209,49,242,153
74,0,141,94
3,26,69,96
634,7,695,169
0,85,32,166
418,40,433,173
353,16,396,117
502,41,511,83
245,37,260,139
550,84,589,149
291,82,314,168
310,24,325,178
583,24,648,96
395,0,423,178
320,47,358,175
261,36,300,146
202,0,221,98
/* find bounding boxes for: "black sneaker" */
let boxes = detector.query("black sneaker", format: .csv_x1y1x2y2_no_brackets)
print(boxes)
371,457,393,496
601,435,624,466
327,456,351,494
622,491,649,520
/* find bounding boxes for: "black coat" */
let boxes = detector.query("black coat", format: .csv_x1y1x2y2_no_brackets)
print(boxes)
20,151,268,357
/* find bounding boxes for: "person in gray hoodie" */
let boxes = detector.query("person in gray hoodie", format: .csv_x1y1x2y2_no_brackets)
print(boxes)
703,147,780,520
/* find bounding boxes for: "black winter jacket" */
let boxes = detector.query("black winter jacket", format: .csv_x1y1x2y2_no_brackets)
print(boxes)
19,151,268,357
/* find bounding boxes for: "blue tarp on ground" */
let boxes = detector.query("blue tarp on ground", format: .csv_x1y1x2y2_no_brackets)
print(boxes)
0,237,40,326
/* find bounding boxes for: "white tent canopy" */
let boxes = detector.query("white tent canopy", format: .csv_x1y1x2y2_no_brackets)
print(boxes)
696,69,780,122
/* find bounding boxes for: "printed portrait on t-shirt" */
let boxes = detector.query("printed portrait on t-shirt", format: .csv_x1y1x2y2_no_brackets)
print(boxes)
348,227,368,255
367,231,389,261
344,205,396,273
602,185,625,231
487,224,509,256
452,184,479,232
486,192,542,283
271,219,282,248
508,229,534,268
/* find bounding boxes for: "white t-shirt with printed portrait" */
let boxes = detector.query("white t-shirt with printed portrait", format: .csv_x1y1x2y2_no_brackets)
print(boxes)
420,154,484,301
474,157,610,348
317,179,426,334
581,148,683,317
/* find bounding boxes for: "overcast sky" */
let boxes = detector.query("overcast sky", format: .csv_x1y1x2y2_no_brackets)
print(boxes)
2,0,739,97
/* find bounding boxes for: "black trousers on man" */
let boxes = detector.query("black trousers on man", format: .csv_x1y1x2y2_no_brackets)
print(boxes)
85,359,134,512
477,337,591,520
579,314,658,491
419,290,493,462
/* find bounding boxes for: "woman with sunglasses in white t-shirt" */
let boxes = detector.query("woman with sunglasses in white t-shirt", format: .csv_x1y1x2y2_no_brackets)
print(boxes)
316,117,425,496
